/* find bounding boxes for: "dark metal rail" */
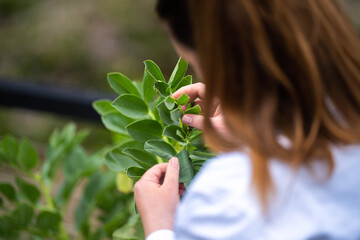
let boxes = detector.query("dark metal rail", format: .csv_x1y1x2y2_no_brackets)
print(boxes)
0,78,115,122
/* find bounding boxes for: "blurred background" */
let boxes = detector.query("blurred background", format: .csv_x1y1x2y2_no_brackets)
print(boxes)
0,0,359,150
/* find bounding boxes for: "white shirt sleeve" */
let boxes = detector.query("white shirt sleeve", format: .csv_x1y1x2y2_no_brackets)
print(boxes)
174,152,259,240
146,229,175,240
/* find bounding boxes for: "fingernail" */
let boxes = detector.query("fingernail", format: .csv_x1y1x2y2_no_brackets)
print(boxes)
182,115,192,124
170,157,179,169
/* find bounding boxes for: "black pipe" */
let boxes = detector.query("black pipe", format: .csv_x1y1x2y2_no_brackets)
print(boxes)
0,78,115,122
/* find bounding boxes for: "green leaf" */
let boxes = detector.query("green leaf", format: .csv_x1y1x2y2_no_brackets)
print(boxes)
93,99,116,115
105,148,141,172
112,214,144,240
63,147,88,181
0,148,6,164
168,58,188,89
142,69,157,103
1,135,18,164
176,150,194,187
185,105,202,115
190,150,216,162
122,148,158,169
102,112,134,135
156,101,173,125
144,60,165,82
170,108,182,124
13,203,33,228
117,141,144,151
126,167,146,182
174,75,192,92
17,139,38,172
164,96,176,110
36,210,61,232
189,130,205,148
75,172,115,235
154,81,170,97
163,125,186,143
126,119,163,143
0,214,18,237
0,183,16,202
144,140,177,160
15,177,40,204
176,93,190,106
60,123,76,143
112,94,149,119
108,73,140,96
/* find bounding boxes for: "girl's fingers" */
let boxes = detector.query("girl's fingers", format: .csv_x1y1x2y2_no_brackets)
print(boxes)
173,82,205,103
141,163,168,185
182,114,205,130
163,157,180,189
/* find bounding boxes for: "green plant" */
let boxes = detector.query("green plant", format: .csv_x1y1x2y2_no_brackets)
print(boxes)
0,124,139,240
93,58,215,189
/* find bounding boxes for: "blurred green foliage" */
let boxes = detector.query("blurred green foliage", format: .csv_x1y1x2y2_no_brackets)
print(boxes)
0,0,178,90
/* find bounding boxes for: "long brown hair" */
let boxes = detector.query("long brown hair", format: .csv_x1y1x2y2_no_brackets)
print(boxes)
157,0,360,208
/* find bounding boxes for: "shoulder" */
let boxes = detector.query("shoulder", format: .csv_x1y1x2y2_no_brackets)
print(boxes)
189,151,252,192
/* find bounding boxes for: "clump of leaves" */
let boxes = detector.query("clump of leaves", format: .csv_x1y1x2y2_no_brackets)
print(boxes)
94,58,215,187
0,124,140,240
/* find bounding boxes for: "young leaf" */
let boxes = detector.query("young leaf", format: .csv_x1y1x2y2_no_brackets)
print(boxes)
108,73,140,96
122,148,158,169
176,150,194,187
185,105,202,115
112,94,149,119
176,93,190,106
126,167,146,182
168,58,188,89
0,183,16,202
144,60,166,82
157,101,173,125
163,125,186,143
102,112,134,135
144,140,177,160
164,96,176,110
170,108,182,124
1,135,18,165
13,203,33,228
154,81,170,97
15,176,40,204
36,210,61,232
142,70,156,103
17,139,38,172
93,99,117,115
126,119,163,143
105,148,141,172
174,75,192,92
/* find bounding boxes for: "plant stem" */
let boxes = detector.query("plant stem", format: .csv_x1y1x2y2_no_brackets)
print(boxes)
33,173,70,240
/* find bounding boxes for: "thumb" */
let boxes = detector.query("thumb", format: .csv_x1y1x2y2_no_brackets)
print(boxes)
163,157,180,189
182,114,204,130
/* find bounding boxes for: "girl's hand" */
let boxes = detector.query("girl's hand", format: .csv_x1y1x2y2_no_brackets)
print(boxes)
134,157,181,237
173,83,229,136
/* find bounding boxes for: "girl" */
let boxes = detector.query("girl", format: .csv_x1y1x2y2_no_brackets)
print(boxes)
134,0,360,239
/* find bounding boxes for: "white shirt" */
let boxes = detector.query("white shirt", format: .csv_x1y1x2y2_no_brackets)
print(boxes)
147,144,360,240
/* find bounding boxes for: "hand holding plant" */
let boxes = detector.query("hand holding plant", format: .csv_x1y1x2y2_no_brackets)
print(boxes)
134,157,180,237
94,58,215,188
